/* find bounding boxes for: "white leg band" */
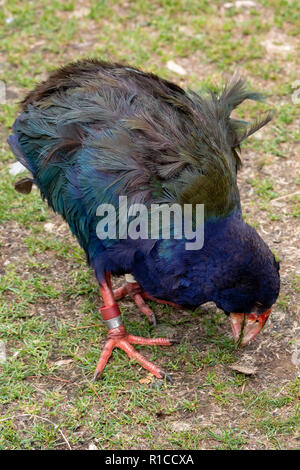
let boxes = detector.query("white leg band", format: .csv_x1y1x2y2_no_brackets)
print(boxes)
103,316,123,330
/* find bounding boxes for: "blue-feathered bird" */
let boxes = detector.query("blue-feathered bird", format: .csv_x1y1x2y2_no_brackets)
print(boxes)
8,60,280,380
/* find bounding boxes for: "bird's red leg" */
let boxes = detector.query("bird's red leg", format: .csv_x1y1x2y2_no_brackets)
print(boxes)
94,273,176,381
141,292,181,309
113,275,181,326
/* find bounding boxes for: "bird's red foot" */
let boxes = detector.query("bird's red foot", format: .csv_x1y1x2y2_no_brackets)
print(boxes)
113,281,157,325
93,325,176,381
113,277,181,326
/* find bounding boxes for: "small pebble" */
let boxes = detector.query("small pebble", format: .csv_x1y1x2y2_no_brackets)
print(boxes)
44,222,56,233
0,342,6,363
88,442,98,450
166,60,187,76
224,1,256,8
9,162,27,176
170,421,192,432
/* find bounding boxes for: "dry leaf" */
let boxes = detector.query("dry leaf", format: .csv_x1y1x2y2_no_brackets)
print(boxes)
229,364,257,375
139,373,154,384
55,359,73,367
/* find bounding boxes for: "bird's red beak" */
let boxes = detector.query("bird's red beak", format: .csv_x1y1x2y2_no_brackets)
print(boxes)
230,309,271,346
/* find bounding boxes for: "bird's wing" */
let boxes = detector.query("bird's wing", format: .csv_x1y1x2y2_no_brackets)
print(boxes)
9,62,272,248
156,75,273,218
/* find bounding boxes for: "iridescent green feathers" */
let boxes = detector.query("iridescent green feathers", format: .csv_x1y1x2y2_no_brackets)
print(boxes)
15,59,272,220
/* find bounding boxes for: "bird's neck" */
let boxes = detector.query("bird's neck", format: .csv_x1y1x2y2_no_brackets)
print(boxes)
132,210,246,307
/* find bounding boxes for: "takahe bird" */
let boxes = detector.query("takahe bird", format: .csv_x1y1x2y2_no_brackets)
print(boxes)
8,60,280,380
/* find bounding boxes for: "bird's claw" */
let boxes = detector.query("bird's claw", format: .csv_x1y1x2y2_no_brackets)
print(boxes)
113,282,157,326
161,372,174,383
93,327,175,381
151,314,157,328
149,374,173,389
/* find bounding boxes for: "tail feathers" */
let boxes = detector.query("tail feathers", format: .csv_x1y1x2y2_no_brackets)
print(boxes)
219,75,273,148
14,177,34,194
7,133,32,171
8,118,36,194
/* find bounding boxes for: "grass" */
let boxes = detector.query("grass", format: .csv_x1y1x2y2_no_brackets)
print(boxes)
0,0,299,450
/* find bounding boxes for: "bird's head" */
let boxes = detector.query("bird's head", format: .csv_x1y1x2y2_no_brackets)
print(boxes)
208,214,280,346
215,272,279,346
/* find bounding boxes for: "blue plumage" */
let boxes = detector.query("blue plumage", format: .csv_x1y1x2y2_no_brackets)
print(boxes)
9,60,279,322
